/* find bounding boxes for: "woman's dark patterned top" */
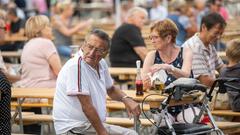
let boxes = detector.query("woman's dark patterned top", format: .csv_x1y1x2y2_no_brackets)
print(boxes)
154,48,184,86
0,70,11,135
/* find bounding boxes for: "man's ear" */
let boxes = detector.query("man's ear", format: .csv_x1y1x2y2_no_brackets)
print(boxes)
102,51,109,58
201,24,207,32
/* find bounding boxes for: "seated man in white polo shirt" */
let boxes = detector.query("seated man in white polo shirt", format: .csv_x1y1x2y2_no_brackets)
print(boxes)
183,13,226,87
53,29,140,135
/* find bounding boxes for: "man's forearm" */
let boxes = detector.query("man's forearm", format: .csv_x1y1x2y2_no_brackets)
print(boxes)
198,75,215,88
78,96,108,135
107,86,126,101
83,106,107,134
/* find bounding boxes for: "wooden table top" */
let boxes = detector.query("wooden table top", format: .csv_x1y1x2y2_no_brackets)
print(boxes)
1,51,22,57
11,88,162,102
11,87,55,99
109,67,137,76
4,35,27,42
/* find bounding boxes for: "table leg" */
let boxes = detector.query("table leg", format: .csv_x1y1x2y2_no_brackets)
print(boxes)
17,98,25,133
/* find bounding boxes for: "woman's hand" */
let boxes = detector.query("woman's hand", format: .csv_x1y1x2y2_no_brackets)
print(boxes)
150,64,172,74
143,74,152,90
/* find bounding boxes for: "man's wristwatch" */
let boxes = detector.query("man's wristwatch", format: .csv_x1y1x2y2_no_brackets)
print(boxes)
121,95,132,101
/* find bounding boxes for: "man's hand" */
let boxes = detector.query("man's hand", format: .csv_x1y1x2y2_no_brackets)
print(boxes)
122,98,141,118
107,86,141,118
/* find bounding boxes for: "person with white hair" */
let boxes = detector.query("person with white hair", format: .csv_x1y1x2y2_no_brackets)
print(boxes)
110,6,148,68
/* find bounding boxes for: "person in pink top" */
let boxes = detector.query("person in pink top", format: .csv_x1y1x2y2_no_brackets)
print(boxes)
19,15,62,134
19,15,61,88
32,0,48,15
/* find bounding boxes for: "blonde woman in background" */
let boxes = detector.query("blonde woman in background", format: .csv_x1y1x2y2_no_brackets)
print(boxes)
52,0,93,58
20,15,61,88
19,15,61,134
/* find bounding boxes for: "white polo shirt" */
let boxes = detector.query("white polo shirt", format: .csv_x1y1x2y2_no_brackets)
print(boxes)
182,33,223,79
53,54,114,134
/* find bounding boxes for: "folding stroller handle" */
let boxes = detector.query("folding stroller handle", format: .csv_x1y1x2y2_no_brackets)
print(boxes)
207,77,240,101
164,83,207,94
224,82,240,91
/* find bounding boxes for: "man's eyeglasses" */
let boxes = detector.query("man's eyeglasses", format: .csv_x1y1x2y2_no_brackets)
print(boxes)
84,42,106,55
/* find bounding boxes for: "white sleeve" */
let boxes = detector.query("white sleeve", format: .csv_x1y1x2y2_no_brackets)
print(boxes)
101,60,113,90
66,59,90,96
105,67,114,90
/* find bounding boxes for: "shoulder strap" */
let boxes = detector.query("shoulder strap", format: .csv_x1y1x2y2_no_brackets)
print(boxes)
179,47,184,59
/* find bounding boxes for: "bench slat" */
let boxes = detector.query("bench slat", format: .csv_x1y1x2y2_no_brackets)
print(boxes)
211,110,240,116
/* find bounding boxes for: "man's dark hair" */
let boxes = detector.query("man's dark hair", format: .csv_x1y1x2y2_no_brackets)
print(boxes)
89,29,111,49
7,8,17,17
200,13,226,31
207,0,217,4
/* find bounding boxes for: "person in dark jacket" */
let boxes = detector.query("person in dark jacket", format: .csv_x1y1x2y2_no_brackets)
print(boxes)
220,39,240,112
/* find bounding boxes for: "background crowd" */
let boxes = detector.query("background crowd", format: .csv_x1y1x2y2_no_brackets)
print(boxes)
0,0,240,135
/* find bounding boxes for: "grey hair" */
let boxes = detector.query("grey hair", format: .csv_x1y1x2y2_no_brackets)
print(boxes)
85,29,111,49
126,7,148,19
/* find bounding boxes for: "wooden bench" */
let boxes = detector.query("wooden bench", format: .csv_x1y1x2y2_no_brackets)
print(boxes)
213,121,240,134
15,114,240,134
211,110,240,117
14,114,152,127
11,133,32,135
107,117,152,127
11,111,35,117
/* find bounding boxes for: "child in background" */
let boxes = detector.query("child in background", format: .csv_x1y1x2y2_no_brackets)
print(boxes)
220,39,240,112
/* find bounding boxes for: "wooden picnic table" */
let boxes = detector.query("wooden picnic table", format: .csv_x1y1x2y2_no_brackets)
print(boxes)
109,67,137,80
12,87,194,133
11,88,55,133
3,35,27,42
1,51,21,58
1,51,22,63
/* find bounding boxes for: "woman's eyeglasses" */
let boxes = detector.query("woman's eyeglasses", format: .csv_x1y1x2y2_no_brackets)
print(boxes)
149,35,160,40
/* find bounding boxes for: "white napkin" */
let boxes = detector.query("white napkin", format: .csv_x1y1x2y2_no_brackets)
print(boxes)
148,69,168,85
